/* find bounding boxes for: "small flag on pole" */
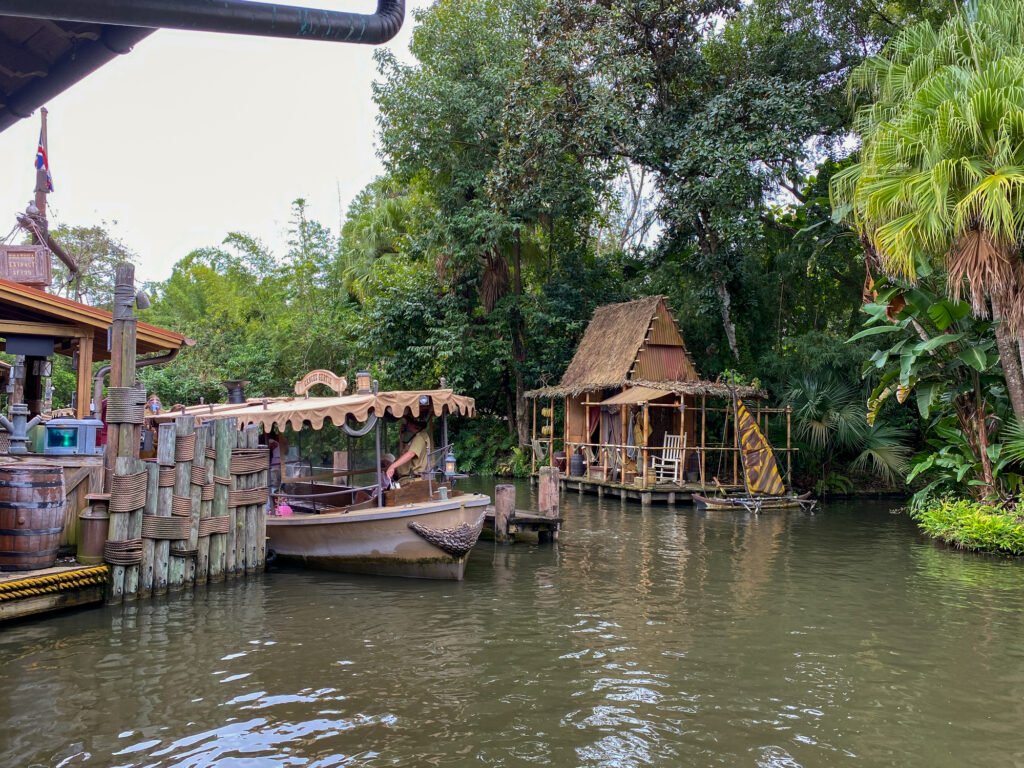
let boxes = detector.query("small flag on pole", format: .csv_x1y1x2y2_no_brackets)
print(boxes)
35,130,53,193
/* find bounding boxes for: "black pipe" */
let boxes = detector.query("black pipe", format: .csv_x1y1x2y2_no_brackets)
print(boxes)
0,26,153,133
0,0,405,45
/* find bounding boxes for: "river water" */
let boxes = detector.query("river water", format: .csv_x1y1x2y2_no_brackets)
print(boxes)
3,480,1024,767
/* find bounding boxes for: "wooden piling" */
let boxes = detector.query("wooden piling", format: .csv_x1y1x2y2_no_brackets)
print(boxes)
186,423,207,586
211,418,234,581
244,425,259,573
538,466,560,519
255,428,268,571
168,415,195,590
106,455,146,603
494,484,514,544
139,460,158,597
196,424,215,584
154,422,175,594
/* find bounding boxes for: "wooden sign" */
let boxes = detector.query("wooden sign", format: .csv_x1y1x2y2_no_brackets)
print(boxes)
0,245,51,288
294,369,347,396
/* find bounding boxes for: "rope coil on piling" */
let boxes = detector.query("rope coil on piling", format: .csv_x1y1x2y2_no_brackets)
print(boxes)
198,516,230,536
230,448,269,474
158,467,176,487
171,495,193,518
169,547,198,559
206,447,217,460
141,514,190,540
202,483,215,501
104,538,143,565
105,387,146,424
191,465,209,486
175,433,197,463
229,487,268,507
108,472,147,513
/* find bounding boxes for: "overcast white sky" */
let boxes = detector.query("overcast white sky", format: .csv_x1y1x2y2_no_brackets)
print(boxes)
0,0,430,284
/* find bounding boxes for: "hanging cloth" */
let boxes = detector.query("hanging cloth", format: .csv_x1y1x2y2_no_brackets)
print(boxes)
735,399,786,495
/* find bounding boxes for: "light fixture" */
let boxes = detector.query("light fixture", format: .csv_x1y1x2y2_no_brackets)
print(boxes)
418,395,430,407
135,290,151,310
439,376,447,389
356,370,372,394
445,450,457,477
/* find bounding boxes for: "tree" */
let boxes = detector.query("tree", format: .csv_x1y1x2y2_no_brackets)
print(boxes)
48,222,138,308
832,0,1024,422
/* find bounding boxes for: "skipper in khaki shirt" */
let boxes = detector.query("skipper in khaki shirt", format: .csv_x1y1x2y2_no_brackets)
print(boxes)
386,417,432,481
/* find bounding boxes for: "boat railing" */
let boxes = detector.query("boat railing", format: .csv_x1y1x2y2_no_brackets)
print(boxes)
276,481,381,514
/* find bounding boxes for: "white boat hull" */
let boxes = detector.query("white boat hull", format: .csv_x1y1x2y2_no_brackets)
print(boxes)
266,493,490,580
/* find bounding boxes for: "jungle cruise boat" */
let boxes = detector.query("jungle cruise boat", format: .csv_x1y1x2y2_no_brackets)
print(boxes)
158,371,489,580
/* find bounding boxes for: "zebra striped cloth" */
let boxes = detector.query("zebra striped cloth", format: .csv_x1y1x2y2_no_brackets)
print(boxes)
736,400,786,496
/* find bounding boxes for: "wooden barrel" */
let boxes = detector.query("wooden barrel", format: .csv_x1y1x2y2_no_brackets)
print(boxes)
0,464,65,571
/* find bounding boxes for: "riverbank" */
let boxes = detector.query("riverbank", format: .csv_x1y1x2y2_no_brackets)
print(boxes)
910,497,1024,555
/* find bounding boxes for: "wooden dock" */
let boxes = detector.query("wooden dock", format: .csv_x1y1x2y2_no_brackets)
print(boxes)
559,474,743,505
0,564,108,622
483,507,561,543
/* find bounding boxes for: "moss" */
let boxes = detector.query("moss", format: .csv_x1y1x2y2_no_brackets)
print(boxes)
909,497,1024,556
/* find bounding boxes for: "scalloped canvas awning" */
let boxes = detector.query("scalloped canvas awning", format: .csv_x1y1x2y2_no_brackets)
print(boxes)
154,389,475,432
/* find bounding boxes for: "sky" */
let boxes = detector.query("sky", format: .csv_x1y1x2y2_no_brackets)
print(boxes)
0,0,431,284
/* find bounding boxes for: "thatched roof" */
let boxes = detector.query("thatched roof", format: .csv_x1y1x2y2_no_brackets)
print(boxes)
527,380,764,400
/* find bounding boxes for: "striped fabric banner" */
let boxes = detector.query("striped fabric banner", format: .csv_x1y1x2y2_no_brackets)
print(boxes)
736,399,786,496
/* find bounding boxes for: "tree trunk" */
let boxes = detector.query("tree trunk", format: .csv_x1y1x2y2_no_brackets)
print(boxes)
510,229,529,447
715,278,741,363
992,296,1024,423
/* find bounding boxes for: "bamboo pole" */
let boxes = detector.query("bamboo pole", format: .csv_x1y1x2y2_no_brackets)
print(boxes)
210,418,234,581
154,422,175,594
700,395,707,489
562,397,569,470
641,403,650,487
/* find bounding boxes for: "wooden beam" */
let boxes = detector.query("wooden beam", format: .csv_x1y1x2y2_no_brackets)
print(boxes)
75,336,94,418
0,320,91,338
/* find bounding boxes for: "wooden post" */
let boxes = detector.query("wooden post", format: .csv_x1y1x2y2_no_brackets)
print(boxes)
255,427,268,572
538,466,559,519
196,424,215,584
562,398,569,473
786,404,793,488
168,415,195,590
104,263,140,491
210,418,235,581
186,422,207,586
230,430,243,575
700,395,707,489
601,416,608,481
620,404,628,481
74,337,94,419
732,406,740,486
106,455,145,603
494,484,514,544
34,107,49,216
139,459,158,597
154,422,175,594
244,425,260,573
641,403,650,487
531,400,537,475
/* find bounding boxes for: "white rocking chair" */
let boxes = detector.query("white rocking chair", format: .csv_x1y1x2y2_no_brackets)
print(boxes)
650,435,683,485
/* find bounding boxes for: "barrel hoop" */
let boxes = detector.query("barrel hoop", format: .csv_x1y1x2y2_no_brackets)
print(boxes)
175,433,197,463
230,448,269,475
171,495,193,518
229,486,268,508
109,471,148,513
106,386,146,425
0,547,58,557
198,516,231,537
104,538,143,565
0,480,64,488
0,500,63,510
0,527,63,536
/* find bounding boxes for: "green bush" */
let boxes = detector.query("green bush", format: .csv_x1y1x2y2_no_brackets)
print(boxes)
909,497,1024,555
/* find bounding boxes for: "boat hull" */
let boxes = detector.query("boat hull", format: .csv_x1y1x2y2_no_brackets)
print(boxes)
266,493,490,581
693,491,813,512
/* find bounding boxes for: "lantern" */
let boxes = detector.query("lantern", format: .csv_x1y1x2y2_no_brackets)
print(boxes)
356,370,372,394
445,450,457,477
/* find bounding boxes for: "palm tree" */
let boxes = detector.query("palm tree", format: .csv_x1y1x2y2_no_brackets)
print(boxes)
831,0,1024,422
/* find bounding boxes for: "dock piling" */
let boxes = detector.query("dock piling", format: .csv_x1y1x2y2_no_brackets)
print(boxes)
494,484,515,544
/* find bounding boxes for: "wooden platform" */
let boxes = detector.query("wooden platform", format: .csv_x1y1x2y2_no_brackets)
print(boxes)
483,507,561,543
0,563,107,622
559,475,743,505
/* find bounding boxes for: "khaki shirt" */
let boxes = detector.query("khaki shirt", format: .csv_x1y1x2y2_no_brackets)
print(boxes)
401,430,432,477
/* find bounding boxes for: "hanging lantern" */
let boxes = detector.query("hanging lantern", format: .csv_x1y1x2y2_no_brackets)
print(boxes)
445,450,457,477
356,370,372,394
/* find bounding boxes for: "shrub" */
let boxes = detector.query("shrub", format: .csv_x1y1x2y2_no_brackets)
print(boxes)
909,497,1024,555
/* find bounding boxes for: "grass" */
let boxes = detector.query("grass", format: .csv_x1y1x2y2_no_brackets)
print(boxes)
910,497,1024,556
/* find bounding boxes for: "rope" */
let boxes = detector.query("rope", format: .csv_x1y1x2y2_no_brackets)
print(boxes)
214,475,232,486
106,387,146,425
141,515,190,540
202,483,215,501
169,547,197,559
206,447,217,460
229,487,268,507
198,516,230,536
158,468,176,487
171,495,193,518
191,465,209,485
104,538,143,565
109,472,147,513
175,433,196,463
0,565,108,594
230,448,268,474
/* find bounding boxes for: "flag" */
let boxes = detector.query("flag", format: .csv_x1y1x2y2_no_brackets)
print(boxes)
35,131,53,193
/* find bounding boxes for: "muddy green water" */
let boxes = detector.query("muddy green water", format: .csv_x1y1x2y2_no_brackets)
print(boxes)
2,480,1024,767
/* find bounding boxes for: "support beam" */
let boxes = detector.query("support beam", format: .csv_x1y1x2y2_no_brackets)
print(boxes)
75,336,94,418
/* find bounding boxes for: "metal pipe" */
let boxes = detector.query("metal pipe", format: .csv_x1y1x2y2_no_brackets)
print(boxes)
374,416,383,508
0,0,405,45
92,347,180,416
0,26,154,134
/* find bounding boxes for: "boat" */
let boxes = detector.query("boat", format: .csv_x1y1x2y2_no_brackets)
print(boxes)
693,396,816,513
155,371,489,580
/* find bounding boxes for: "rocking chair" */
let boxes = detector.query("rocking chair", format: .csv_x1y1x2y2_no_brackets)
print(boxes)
650,435,683,485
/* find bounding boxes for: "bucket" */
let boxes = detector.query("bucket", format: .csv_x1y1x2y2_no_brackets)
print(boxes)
0,464,65,571
553,451,566,473
77,505,109,565
569,453,585,477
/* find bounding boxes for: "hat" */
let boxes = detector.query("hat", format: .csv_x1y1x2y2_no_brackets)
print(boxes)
382,452,396,464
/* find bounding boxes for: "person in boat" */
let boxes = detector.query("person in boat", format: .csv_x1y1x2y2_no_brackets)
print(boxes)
386,416,431,482
380,452,396,490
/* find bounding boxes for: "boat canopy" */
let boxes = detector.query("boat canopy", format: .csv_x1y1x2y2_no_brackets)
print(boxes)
153,389,475,432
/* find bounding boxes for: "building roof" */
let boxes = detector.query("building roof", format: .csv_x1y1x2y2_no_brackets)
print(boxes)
0,278,193,359
527,296,700,398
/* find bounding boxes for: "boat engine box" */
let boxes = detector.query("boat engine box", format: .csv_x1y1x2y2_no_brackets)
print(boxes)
43,418,104,456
